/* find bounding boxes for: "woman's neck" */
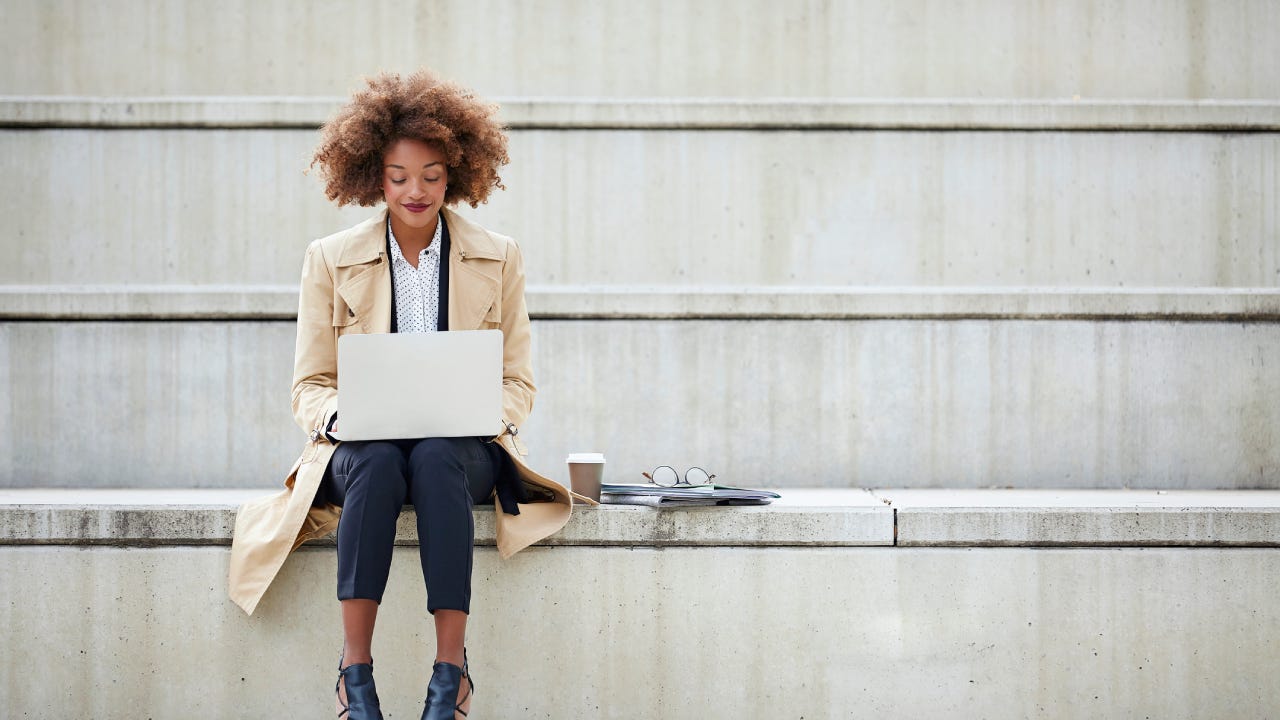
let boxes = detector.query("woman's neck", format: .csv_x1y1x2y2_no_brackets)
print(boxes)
389,212,439,261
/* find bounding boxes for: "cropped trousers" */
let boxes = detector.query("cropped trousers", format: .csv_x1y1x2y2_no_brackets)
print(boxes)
318,436,501,614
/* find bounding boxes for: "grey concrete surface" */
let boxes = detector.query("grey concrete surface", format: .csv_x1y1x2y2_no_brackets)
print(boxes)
876,487,1280,508
5,285,1280,321
877,489,1280,546
2,319,1277,489
0,284,301,320
2,545,1278,718
3,0,1278,98
4,129,1278,287
7,97,1280,130
0,488,265,506
896,508,1280,547
0,488,895,547
8,488,1280,547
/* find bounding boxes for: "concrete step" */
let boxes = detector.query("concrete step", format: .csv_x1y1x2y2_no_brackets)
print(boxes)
3,0,1277,98
5,285,1279,321
3,489,1279,718
8,97,1280,130
2,319,1276,489
3,126,1277,287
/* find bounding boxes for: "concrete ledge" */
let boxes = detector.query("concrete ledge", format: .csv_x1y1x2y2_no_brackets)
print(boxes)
0,489,894,547
4,285,1279,321
0,285,301,320
881,489,1280,546
4,489,1280,548
3,97,1280,131
4,490,1279,717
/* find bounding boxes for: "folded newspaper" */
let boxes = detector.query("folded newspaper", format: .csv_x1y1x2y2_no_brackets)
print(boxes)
599,483,781,507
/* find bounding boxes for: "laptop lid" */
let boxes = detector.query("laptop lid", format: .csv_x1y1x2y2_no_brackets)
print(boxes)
331,330,504,441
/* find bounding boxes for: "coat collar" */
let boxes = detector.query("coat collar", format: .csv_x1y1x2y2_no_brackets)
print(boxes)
334,206,504,268
333,206,505,334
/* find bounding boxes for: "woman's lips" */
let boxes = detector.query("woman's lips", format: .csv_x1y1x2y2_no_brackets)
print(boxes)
403,203,429,213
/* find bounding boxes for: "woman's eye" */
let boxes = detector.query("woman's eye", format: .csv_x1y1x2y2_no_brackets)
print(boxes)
390,178,406,184
426,177,441,183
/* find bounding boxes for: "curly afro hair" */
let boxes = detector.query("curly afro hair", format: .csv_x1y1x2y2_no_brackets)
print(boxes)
311,70,510,208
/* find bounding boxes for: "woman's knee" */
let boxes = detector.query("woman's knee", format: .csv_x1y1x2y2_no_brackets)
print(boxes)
407,437,471,472
338,442,407,492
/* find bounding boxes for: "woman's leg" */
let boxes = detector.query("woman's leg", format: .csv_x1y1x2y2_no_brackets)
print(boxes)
435,609,472,716
405,436,498,713
433,610,468,668
324,441,410,664
340,600,379,666
405,437,498,618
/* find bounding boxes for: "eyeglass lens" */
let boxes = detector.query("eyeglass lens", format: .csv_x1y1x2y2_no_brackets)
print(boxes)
649,465,680,487
685,467,711,485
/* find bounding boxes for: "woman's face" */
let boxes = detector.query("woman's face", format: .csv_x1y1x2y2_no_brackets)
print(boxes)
382,138,449,233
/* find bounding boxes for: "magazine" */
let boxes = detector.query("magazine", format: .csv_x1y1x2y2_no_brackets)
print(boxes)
599,483,780,507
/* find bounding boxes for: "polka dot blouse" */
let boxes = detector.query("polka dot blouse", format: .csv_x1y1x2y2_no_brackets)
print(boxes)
387,215,443,334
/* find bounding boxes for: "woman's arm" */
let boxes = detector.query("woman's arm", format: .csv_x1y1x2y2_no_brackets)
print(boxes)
499,237,536,432
291,240,340,439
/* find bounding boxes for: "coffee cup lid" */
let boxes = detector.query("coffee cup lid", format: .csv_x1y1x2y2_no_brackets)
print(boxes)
566,453,606,463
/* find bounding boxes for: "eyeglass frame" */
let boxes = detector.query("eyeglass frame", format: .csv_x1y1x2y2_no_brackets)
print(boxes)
641,465,718,488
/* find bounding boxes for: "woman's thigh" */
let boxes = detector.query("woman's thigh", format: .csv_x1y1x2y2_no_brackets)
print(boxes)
319,440,408,507
404,436,501,504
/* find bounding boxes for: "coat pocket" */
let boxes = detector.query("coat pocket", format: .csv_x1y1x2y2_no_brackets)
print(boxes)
481,300,501,329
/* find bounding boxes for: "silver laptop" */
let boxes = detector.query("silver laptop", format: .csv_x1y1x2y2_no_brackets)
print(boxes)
330,330,504,441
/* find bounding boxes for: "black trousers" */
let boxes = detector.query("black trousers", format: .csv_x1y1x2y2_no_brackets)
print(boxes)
319,436,501,614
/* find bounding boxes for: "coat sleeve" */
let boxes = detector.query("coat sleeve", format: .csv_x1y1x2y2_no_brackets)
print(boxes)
291,240,340,437
499,237,536,431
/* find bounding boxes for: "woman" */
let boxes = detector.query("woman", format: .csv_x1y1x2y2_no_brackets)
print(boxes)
228,70,588,720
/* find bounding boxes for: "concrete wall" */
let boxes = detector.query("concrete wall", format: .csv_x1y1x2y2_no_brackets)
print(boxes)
3,0,1279,98
3,544,1277,718
4,128,1277,287
2,3,1276,494
3,319,1276,489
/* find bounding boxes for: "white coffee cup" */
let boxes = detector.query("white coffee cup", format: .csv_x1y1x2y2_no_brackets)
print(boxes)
566,453,606,502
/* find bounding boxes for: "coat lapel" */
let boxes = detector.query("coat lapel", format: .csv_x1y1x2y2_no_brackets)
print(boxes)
442,207,504,331
333,212,392,334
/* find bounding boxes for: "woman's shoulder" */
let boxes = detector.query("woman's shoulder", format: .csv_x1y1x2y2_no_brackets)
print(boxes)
443,207,521,260
307,212,386,266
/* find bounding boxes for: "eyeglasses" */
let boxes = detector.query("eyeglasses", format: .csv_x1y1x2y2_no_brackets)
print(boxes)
642,466,717,488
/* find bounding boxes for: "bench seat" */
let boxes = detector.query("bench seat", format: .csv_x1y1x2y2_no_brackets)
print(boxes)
3,488,1278,718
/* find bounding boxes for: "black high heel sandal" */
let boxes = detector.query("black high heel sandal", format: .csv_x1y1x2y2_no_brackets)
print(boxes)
421,648,476,720
336,656,385,720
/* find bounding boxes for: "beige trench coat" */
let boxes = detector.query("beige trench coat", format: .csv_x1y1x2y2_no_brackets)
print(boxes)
228,207,586,615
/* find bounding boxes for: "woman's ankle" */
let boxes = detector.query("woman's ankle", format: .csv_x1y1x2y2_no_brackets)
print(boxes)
342,651,373,668
434,652,464,668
